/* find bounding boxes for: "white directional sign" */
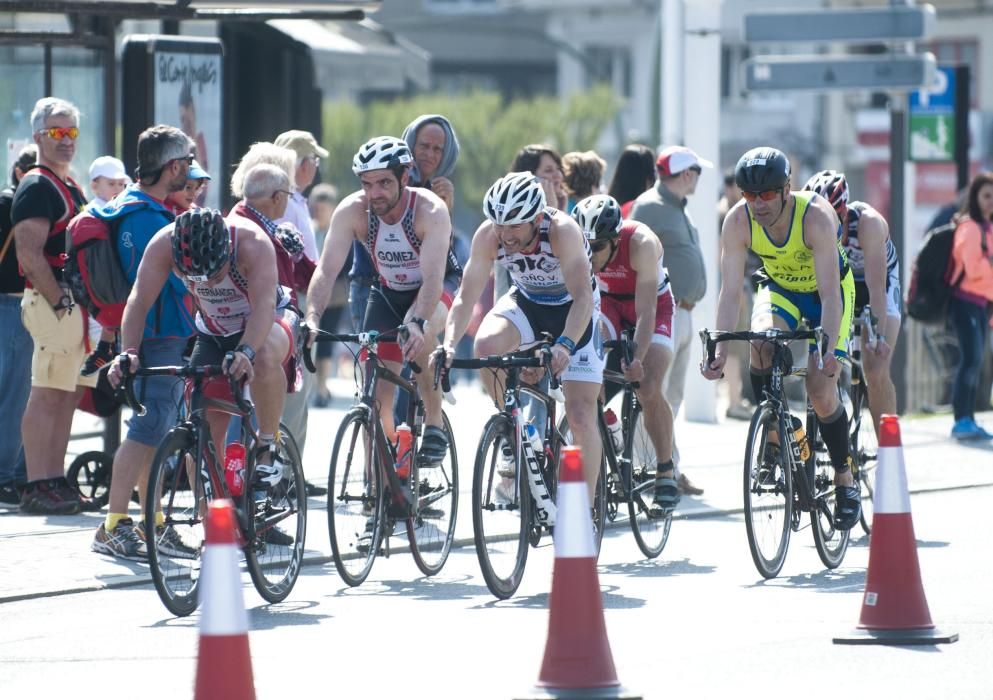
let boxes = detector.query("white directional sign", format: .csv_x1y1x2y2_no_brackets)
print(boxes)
744,5,935,44
743,53,936,93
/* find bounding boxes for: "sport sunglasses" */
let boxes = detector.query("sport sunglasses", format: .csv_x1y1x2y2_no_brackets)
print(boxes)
38,126,79,140
741,189,782,202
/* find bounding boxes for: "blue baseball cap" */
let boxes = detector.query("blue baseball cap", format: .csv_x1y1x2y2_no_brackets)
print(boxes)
188,159,211,181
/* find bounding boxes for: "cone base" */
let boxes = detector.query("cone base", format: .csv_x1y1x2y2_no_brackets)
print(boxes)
833,627,959,646
516,684,642,699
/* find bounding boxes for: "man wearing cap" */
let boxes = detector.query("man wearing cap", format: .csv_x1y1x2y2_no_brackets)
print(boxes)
88,156,130,209
630,145,712,496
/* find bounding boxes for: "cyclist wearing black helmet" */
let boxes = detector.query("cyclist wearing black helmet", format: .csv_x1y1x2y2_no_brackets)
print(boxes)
803,170,899,437
577,194,681,515
305,136,456,465
702,146,861,531
110,187,297,530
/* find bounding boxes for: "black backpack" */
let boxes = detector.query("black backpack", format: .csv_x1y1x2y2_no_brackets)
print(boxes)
905,222,987,324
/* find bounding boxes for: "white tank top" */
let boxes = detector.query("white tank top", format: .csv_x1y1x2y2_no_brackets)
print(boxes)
184,228,289,337
496,208,596,305
366,191,422,291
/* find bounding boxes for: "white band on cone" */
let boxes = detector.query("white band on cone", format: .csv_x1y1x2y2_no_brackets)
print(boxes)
200,543,249,635
553,482,596,558
873,446,911,514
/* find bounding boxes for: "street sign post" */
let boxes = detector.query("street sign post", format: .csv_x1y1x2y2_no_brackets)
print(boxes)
743,54,936,93
744,5,935,44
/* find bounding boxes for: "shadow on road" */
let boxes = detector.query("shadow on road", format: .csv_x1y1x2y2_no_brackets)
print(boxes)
249,599,331,630
597,558,716,578
328,572,493,601
746,567,865,592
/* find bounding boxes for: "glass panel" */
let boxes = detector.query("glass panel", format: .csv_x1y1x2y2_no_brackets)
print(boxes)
52,47,107,196
0,45,44,186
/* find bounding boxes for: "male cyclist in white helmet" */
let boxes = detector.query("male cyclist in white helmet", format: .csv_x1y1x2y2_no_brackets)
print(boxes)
435,171,604,501
305,136,456,463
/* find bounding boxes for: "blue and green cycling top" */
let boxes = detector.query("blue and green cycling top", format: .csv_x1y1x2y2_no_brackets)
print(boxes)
747,191,848,294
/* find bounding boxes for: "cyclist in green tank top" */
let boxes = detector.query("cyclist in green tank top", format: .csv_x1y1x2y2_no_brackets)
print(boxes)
701,147,861,531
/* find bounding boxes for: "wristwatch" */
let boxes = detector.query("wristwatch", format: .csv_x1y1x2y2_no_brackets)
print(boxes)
235,343,256,364
52,294,74,314
408,316,427,332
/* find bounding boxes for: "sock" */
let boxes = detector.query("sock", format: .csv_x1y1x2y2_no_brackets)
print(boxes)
155,511,165,527
105,512,129,531
817,404,852,473
656,459,675,477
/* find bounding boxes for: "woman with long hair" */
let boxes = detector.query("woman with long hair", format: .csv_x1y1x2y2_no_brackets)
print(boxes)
608,144,656,217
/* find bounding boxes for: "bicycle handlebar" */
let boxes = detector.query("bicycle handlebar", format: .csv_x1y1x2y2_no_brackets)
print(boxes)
432,344,561,394
302,325,421,374
698,327,826,372
602,329,640,390
119,354,252,416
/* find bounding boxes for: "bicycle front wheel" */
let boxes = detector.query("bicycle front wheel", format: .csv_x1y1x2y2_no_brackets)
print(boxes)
807,418,850,569
743,405,792,579
850,382,877,534
245,425,307,603
626,405,671,559
145,427,205,617
555,415,607,556
473,414,529,599
328,407,383,587
408,411,459,576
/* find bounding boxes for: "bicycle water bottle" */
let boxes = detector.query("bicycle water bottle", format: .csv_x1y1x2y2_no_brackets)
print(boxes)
395,423,413,480
789,415,811,463
604,408,624,454
224,442,246,497
524,423,544,467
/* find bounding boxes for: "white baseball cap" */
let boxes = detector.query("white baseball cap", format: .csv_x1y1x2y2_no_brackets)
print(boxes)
655,146,713,177
89,155,130,182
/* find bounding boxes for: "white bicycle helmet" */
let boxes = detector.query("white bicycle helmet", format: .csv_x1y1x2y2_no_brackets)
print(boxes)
802,169,849,219
483,171,546,225
571,194,623,241
352,136,413,175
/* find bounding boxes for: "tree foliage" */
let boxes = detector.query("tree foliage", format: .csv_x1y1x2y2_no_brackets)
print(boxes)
321,85,621,221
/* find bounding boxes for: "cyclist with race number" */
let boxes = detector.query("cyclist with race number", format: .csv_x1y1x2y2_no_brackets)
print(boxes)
572,194,678,515
434,171,604,501
803,170,898,435
701,147,861,531
304,136,457,464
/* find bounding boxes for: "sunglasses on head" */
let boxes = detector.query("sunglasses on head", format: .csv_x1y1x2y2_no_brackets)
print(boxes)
741,189,782,202
38,126,79,141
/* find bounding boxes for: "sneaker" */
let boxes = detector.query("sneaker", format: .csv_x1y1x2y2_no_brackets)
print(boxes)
648,476,680,518
951,418,993,441
92,518,146,561
81,340,116,377
257,522,294,546
676,472,704,496
252,447,285,505
304,480,327,497
19,478,81,515
356,517,376,553
757,444,782,487
726,402,754,421
135,521,199,560
416,426,449,467
0,482,22,506
497,441,516,478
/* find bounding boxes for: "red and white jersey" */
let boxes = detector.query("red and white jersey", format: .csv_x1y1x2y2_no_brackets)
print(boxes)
183,226,289,337
595,221,669,299
366,190,422,292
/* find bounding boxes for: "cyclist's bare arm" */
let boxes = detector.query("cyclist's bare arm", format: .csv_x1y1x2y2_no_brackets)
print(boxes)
119,228,175,357
235,229,279,355
548,215,593,347
705,203,750,377
857,207,890,319
442,221,497,354
807,199,844,356
13,218,64,306
408,192,451,323
305,193,365,326
629,226,662,365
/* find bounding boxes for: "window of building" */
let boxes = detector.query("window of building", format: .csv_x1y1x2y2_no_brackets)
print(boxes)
585,46,632,98
424,0,498,13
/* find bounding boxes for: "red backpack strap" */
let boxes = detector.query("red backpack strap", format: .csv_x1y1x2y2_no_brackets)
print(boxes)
24,165,82,225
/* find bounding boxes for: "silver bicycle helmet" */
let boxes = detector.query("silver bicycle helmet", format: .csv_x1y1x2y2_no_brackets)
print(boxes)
571,194,623,241
483,171,546,225
352,136,413,175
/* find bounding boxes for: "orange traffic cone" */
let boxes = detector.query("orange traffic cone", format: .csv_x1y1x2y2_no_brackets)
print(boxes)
194,500,257,699
519,446,641,700
834,415,958,645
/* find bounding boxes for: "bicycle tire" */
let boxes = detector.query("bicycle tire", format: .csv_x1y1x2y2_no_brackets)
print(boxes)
473,414,530,599
328,407,383,587
850,381,877,534
806,416,850,569
245,424,307,603
145,427,204,617
66,450,113,509
626,404,671,559
408,411,459,576
743,404,792,579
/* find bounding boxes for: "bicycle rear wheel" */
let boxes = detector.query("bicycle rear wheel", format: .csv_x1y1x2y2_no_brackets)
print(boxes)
626,404,671,559
850,381,877,534
328,407,383,587
473,414,529,599
145,427,205,617
245,425,307,603
408,411,459,576
743,405,792,579
66,450,113,509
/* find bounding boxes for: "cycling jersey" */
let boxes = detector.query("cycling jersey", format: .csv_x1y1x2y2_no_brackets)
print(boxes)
747,191,848,294
596,221,670,299
495,207,596,305
366,191,422,292
843,201,899,281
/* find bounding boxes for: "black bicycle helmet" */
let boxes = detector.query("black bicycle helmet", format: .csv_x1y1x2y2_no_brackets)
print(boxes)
734,147,791,192
172,208,231,281
571,194,623,241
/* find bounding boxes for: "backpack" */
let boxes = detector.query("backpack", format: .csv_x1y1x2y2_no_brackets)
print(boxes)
63,200,161,329
905,222,988,324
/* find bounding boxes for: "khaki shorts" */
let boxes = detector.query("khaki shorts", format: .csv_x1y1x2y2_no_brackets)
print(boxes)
21,288,97,392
